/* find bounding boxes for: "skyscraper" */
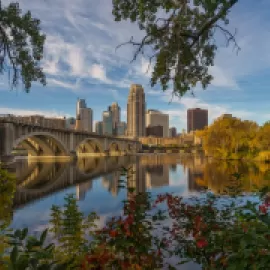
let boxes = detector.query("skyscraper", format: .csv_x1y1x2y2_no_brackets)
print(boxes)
116,122,127,136
127,84,146,137
75,99,93,132
108,102,120,135
187,108,208,133
169,127,177,137
79,108,93,132
146,109,169,137
103,111,113,135
95,121,103,135
76,99,86,118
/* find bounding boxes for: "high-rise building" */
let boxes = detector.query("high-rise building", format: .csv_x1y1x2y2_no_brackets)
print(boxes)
169,127,177,137
146,109,169,137
66,117,76,129
108,102,120,135
127,84,146,137
76,99,86,118
146,125,163,137
75,115,83,131
116,122,127,136
75,99,93,132
103,111,113,135
187,108,208,133
79,107,93,132
95,121,103,135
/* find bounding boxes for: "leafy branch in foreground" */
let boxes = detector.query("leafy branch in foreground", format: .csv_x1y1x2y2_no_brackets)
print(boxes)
113,0,240,96
0,0,46,92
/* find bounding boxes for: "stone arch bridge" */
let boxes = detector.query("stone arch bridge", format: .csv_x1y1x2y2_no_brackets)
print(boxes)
0,119,141,158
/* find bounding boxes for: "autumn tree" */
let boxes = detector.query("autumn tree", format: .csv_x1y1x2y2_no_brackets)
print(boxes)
196,116,259,158
0,0,46,92
113,0,240,96
257,122,270,151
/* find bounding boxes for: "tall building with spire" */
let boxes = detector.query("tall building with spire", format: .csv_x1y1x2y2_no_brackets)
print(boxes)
108,102,120,135
76,99,86,118
75,98,93,132
127,84,146,137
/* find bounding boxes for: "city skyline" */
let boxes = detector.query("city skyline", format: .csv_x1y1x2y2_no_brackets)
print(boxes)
1,0,270,132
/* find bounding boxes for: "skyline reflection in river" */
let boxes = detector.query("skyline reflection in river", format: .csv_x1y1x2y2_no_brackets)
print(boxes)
10,154,270,232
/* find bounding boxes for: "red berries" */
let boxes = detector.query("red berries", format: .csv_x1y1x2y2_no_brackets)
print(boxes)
196,238,208,248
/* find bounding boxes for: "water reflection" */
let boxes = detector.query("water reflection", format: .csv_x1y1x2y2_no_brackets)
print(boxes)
7,154,270,230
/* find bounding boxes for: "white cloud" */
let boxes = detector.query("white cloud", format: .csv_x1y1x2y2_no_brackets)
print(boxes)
67,47,85,75
208,66,239,89
47,78,81,91
89,64,108,82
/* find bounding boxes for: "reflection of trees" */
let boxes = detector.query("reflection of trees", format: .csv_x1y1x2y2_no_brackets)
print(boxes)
187,169,206,192
195,160,270,194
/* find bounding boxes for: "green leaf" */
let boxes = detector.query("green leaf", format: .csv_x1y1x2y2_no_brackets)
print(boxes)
10,245,18,264
21,228,28,240
39,229,48,246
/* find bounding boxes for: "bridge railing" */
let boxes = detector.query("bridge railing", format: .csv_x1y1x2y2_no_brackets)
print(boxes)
0,116,138,142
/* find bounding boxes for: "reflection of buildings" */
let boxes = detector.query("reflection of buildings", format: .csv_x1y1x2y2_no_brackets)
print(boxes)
12,156,135,209
145,164,169,188
171,164,177,172
127,159,146,197
102,171,121,196
76,181,92,201
180,156,206,192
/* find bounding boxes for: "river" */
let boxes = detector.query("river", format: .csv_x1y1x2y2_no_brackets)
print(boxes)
7,154,270,233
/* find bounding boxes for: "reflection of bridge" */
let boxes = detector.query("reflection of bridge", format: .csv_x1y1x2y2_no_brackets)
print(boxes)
12,155,180,209
13,156,136,209
0,118,141,159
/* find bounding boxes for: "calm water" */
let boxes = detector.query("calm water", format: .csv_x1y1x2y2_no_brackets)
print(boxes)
9,154,270,233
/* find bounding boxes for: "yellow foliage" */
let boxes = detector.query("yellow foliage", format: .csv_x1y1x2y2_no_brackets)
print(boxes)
255,151,270,161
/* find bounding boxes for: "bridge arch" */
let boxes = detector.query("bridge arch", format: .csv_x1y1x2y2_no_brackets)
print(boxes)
76,138,104,156
13,132,69,156
108,141,121,154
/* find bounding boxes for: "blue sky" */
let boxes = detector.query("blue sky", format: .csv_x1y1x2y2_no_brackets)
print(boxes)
1,0,270,131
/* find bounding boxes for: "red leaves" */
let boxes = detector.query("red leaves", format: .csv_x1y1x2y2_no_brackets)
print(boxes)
196,238,208,248
109,230,118,238
259,204,268,214
157,249,162,257
125,214,134,225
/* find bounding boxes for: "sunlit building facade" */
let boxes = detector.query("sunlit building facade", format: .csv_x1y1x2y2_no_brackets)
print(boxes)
127,84,146,137
103,111,113,135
